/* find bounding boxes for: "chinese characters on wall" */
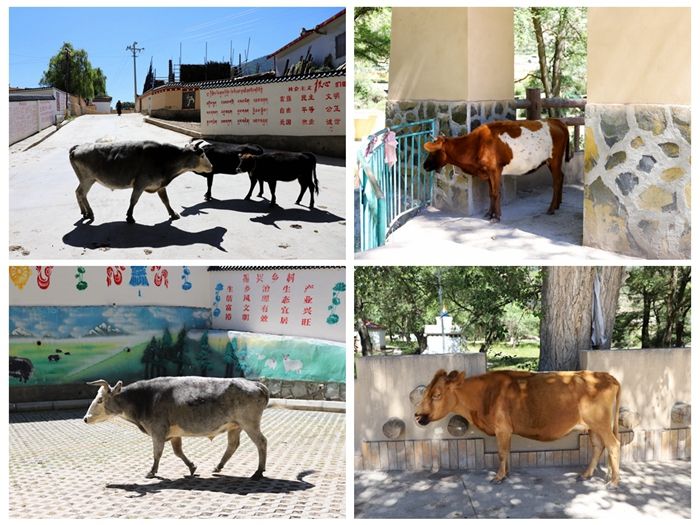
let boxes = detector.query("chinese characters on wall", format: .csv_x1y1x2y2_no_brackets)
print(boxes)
201,76,346,137
211,269,345,342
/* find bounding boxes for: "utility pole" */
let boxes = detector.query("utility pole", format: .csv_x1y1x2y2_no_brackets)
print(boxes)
126,41,144,107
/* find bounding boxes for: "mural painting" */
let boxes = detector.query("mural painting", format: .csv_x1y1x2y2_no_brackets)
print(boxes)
9,305,210,386
189,330,346,383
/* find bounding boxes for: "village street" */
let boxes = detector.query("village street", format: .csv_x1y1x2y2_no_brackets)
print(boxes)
9,114,346,260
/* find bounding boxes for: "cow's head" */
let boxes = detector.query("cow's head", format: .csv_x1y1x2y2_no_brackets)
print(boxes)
423,137,448,172
83,379,123,424
414,369,465,426
236,153,257,174
185,141,213,173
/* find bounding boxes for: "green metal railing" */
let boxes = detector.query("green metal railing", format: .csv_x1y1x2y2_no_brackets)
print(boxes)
356,118,438,252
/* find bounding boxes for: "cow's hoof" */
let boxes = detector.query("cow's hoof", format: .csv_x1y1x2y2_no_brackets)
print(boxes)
489,217,500,224
257,193,264,198
250,469,264,480
490,477,505,485
126,216,136,224
546,209,555,215
213,466,223,473
188,464,197,476
605,480,620,490
204,195,212,202
146,471,156,479
576,474,591,482
244,195,252,201
170,213,180,221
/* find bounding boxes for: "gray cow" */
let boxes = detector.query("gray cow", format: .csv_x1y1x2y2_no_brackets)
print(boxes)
84,376,269,479
69,141,213,224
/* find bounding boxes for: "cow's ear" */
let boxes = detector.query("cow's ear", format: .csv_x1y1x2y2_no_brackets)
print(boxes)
111,380,123,395
424,140,441,153
446,370,465,385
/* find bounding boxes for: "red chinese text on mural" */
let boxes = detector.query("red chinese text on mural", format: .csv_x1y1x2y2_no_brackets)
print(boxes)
150,267,169,288
106,266,126,287
35,266,54,290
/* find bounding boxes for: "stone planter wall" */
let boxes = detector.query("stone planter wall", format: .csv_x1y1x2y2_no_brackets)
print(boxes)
583,104,691,259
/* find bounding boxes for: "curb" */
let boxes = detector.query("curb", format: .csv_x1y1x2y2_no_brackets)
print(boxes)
144,117,202,138
10,397,345,414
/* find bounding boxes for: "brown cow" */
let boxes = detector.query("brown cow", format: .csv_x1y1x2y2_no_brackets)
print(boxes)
414,369,621,486
423,119,570,222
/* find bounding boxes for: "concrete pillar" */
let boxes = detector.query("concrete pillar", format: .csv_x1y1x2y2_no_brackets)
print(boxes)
583,7,690,259
386,8,516,216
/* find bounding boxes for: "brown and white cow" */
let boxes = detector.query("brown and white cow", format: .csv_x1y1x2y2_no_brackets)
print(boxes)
414,369,621,486
423,119,570,222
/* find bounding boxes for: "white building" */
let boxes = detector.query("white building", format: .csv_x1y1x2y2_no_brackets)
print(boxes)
92,95,113,114
424,315,463,354
267,9,346,76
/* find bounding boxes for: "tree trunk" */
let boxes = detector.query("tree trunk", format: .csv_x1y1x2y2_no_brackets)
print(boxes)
641,292,652,348
591,267,625,349
356,319,373,356
414,332,428,353
539,267,595,371
530,8,552,99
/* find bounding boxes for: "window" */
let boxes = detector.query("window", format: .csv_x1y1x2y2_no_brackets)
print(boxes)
335,32,346,60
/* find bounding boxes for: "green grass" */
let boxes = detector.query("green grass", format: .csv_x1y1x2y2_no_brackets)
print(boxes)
486,341,540,371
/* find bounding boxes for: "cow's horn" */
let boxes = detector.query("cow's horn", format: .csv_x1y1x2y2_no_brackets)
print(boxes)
87,379,111,389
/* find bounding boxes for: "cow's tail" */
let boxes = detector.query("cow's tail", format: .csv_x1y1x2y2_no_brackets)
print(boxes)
565,124,573,163
613,379,621,441
311,156,319,196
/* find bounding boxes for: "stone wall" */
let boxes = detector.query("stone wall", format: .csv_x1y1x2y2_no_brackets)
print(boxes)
583,104,691,259
385,99,515,137
260,378,345,401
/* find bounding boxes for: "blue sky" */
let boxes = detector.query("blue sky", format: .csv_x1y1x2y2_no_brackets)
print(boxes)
10,6,343,104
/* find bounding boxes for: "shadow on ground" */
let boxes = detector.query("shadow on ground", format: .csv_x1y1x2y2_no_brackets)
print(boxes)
62,221,227,251
181,198,345,230
107,470,316,497
355,462,691,519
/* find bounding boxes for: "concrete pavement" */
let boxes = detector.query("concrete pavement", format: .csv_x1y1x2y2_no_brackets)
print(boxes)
9,407,345,518
355,185,638,263
9,114,346,260
355,462,691,519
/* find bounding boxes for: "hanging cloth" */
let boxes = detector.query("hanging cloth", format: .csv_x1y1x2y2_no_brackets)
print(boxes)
383,130,398,168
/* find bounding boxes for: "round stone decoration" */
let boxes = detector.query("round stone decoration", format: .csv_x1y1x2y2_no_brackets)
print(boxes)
409,385,426,406
382,417,406,440
447,415,469,436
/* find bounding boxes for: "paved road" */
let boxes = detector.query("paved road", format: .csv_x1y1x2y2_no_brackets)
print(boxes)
9,114,346,260
355,185,638,263
355,462,691,519
10,408,345,519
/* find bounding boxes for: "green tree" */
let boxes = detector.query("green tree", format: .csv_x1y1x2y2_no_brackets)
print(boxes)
354,7,391,109
615,267,691,349
223,338,244,377
141,336,158,379
514,7,587,107
196,331,211,376
39,42,107,100
355,266,438,354
442,267,541,353
92,67,107,97
173,327,189,376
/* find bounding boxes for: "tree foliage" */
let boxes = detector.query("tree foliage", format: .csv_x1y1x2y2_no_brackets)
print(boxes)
514,7,587,104
354,7,391,109
40,42,107,100
614,267,691,349
355,266,540,355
